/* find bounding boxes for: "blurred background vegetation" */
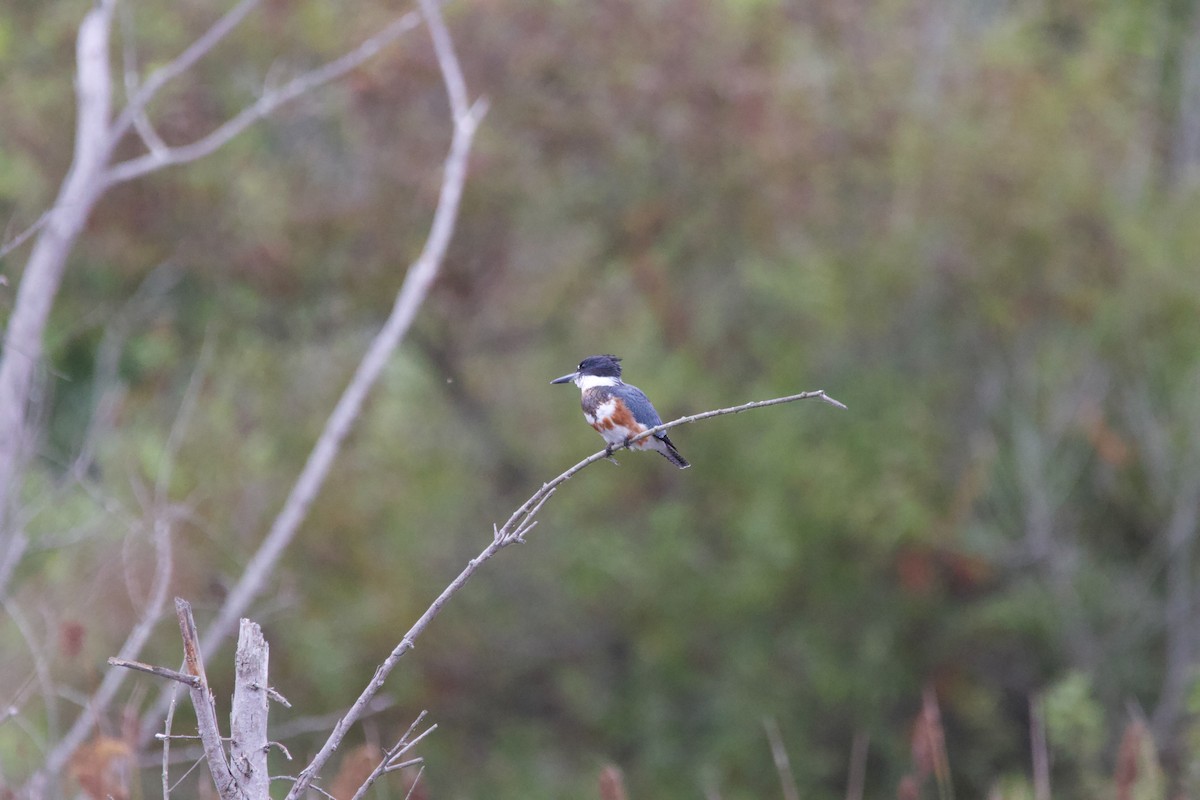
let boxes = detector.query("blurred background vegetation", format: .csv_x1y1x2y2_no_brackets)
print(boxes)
2,0,1200,797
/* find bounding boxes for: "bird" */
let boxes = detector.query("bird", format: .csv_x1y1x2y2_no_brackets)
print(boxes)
551,354,690,469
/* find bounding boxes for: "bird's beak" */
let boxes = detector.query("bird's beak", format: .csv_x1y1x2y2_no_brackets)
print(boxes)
550,371,578,385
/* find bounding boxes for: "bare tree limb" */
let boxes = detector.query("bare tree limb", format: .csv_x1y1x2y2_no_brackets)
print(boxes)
109,0,261,144
106,11,423,185
285,388,843,798
230,619,270,798
0,3,467,784
497,390,845,546
763,717,801,800
0,0,427,543
140,0,487,747
0,0,117,533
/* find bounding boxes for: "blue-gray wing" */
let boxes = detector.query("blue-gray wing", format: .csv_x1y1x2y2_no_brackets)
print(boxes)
614,384,665,431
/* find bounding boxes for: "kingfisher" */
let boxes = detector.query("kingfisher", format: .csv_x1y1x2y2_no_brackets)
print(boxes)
552,354,690,469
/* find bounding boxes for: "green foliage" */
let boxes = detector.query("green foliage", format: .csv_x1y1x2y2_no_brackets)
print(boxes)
1043,672,1105,790
3,0,1200,797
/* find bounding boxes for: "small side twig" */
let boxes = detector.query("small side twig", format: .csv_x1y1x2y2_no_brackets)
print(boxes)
0,210,52,261
161,684,178,800
108,658,200,688
349,710,436,800
107,11,423,184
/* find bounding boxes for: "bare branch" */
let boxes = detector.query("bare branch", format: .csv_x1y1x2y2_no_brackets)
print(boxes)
106,11,423,185
401,766,425,800
109,0,261,144
285,389,842,799
230,619,270,798
763,718,800,800
417,0,469,115
73,0,118,173
162,685,180,800
282,6,486,795
108,658,201,689
176,598,242,800
269,696,396,742
349,711,433,800
498,390,845,540
119,0,168,159
0,0,117,536
140,0,487,752
0,211,51,262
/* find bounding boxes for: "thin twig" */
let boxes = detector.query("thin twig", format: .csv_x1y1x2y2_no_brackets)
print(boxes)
109,0,261,143
107,11,423,185
108,658,200,688
71,261,184,482
268,696,396,742
119,0,168,158
2,600,58,744
163,684,179,800
845,731,868,800
349,711,433,800
167,748,209,796
401,766,425,800
763,717,801,800
0,529,28,601
0,210,52,262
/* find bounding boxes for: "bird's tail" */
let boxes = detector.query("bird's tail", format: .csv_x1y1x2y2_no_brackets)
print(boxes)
657,435,690,469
